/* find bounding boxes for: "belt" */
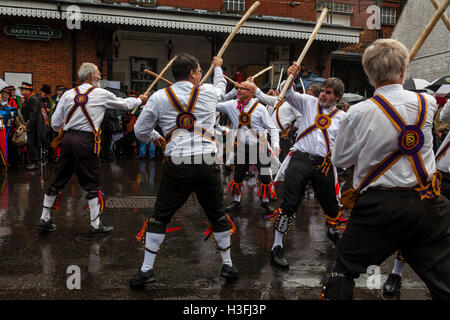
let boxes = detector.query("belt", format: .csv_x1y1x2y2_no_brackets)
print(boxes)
368,186,415,191
296,151,324,163
66,129,94,137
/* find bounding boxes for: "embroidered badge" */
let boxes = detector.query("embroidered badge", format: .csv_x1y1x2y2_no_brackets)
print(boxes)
398,125,424,155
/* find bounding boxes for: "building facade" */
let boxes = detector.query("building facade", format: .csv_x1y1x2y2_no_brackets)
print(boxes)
0,0,404,95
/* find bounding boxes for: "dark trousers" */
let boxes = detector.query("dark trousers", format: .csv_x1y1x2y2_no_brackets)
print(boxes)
441,171,450,199
27,130,41,162
147,157,230,234
48,130,101,198
334,189,450,299
279,135,293,163
234,143,272,185
281,151,339,217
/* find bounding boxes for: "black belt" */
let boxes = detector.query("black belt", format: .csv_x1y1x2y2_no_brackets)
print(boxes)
296,151,324,163
66,129,94,137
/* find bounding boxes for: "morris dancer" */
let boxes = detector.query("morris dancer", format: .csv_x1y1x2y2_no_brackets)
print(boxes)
321,39,450,300
383,97,450,296
36,63,148,235
268,64,347,269
129,54,238,289
216,81,280,215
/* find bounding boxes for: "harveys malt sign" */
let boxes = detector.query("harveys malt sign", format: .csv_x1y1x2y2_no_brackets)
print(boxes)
4,24,61,41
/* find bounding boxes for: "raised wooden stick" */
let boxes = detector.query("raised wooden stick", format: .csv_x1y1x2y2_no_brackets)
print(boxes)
278,8,328,101
200,1,261,85
299,77,306,93
144,69,173,85
409,0,450,62
276,68,284,91
252,66,273,80
224,74,237,86
270,65,274,90
430,0,450,31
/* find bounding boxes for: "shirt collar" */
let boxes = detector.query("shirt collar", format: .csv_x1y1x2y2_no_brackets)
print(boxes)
374,84,404,96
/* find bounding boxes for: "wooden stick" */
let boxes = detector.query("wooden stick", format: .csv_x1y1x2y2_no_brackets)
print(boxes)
278,8,328,101
409,0,450,62
276,68,284,91
144,69,173,85
252,66,273,80
199,1,261,85
131,56,178,114
299,77,306,93
224,74,237,86
270,65,274,90
430,0,450,31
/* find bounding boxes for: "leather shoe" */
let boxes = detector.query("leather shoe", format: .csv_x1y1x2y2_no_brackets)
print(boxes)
260,202,275,215
89,222,114,236
383,273,402,296
225,201,240,212
220,264,239,281
270,245,289,268
36,219,56,232
129,269,156,289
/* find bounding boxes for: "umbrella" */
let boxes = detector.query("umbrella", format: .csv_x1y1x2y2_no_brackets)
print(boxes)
342,93,364,104
435,84,450,95
403,78,430,91
426,75,450,92
0,79,8,91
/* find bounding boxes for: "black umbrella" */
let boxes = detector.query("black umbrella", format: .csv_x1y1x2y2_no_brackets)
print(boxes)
426,75,450,92
104,87,127,98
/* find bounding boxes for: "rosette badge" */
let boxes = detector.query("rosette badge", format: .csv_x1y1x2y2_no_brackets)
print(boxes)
315,114,331,130
176,112,196,131
238,113,251,127
74,93,89,106
398,125,424,155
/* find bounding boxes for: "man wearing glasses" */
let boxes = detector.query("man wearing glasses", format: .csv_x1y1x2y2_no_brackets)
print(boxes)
269,63,346,269
216,81,280,216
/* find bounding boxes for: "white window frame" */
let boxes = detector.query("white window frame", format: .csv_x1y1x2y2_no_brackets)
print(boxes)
381,7,396,25
224,0,245,12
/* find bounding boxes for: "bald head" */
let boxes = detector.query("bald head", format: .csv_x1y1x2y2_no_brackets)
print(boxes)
236,81,256,102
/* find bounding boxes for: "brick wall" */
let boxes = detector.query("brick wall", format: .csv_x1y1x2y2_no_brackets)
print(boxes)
0,17,105,93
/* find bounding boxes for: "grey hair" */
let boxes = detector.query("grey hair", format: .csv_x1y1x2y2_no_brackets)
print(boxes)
362,39,409,87
77,63,97,82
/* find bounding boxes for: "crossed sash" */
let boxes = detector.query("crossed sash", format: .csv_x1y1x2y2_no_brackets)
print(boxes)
273,100,290,138
238,101,259,129
340,93,441,210
294,104,340,175
163,85,216,145
65,86,101,156
436,140,450,162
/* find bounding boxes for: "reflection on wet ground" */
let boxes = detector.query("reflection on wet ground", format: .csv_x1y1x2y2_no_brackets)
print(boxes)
0,156,429,300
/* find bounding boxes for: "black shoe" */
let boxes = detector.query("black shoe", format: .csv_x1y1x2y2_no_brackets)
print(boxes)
326,226,340,244
270,245,289,268
225,201,241,212
89,222,114,236
26,162,39,170
260,202,275,215
129,269,156,289
220,264,239,281
383,273,402,296
36,219,56,232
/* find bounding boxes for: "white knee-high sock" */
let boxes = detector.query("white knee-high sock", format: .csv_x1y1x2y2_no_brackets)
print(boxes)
272,230,284,250
233,194,241,202
141,232,165,272
40,195,57,222
88,198,101,229
392,258,405,276
213,231,232,267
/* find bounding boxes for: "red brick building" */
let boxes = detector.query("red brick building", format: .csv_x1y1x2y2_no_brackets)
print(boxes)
0,0,405,96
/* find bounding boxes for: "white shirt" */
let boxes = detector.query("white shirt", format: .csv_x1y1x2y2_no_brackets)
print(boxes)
284,86,344,157
216,97,280,148
134,67,226,157
332,84,438,192
52,83,141,132
255,88,302,131
223,88,237,102
436,99,450,173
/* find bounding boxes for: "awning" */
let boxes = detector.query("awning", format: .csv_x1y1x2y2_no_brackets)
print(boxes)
0,0,361,44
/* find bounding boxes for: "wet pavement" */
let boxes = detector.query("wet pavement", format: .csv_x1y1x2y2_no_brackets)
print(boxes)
0,156,431,300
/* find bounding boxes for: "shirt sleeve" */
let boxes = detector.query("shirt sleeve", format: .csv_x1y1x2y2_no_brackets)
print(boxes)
216,100,232,116
260,107,280,149
331,112,359,168
282,81,317,114
134,95,160,143
102,89,142,111
223,88,237,102
51,92,69,131
255,88,277,106
440,99,450,123
213,67,227,101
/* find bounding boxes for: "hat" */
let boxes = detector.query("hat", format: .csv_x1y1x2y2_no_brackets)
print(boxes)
1,87,11,95
55,84,66,91
41,84,51,95
18,82,33,90
7,86,15,91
